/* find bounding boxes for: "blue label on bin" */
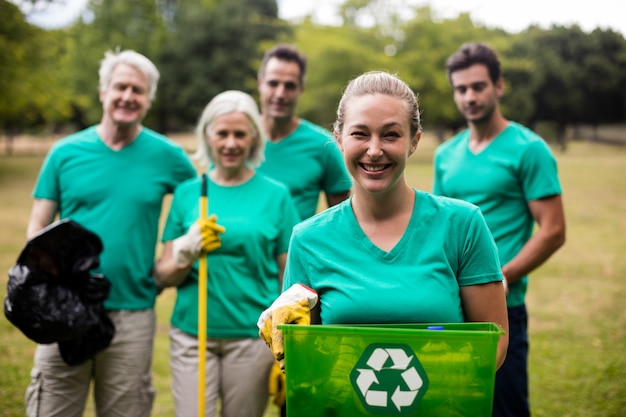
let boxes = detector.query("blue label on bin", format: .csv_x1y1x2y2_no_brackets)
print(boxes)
350,343,429,415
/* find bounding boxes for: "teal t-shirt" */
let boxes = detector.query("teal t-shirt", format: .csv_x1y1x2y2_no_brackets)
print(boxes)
283,190,501,324
162,172,300,338
33,126,196,310
433,121,562,307
256,119,352,220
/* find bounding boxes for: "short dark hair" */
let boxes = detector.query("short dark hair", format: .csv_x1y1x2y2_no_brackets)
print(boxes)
445,42,501,84
258,44,307,85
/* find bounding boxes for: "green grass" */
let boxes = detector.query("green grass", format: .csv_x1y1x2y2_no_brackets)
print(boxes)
1,134,625,416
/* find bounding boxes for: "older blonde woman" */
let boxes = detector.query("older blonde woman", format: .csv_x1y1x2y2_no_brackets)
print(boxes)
155,90,300,417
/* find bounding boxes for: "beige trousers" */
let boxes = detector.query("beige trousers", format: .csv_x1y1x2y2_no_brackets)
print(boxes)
169,327,275,417
25,309,156,417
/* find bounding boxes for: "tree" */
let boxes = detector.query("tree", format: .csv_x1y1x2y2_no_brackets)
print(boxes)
154,0,288,132
0,0,74,152
498,42,539,127
288,21,380,129
397,8,516,139
61,0,171,128
516,26,590,149
3,0,626,141
580,29,626,134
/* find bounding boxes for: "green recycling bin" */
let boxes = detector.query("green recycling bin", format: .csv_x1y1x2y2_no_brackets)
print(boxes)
279,322,503,417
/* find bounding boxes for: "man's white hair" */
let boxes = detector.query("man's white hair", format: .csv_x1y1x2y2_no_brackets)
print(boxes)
98,49,160,100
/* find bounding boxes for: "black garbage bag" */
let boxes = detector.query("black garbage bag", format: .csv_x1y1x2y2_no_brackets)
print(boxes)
4,219,115,365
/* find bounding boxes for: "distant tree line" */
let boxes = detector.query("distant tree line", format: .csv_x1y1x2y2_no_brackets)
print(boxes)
2,0,626,149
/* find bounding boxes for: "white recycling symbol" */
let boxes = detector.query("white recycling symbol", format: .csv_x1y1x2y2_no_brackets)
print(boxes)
353,347,426,411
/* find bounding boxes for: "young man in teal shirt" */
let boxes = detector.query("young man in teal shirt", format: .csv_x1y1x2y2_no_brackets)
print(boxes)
433,42,566,417
256,43,352,416
256,44,352,220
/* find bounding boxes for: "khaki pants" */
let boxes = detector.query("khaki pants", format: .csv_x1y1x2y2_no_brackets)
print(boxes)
25,309,156,417
169,327,275,417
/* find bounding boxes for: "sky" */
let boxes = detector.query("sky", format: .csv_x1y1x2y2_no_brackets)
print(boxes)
278,0,626,35
23,0,626,37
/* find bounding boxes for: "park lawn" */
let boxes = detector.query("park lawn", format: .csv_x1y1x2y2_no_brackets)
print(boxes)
0,133,625,416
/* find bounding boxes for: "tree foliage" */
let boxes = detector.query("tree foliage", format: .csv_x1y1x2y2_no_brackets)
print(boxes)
501,25,626,146
61,0,172,127
0,0,74,136
2,0,626,143
155,0,288,131
581,29,626,125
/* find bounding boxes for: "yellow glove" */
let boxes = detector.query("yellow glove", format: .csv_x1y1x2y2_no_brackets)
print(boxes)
268,360,286,407
197,215,226,252
257,284,318,370
172,215,226,267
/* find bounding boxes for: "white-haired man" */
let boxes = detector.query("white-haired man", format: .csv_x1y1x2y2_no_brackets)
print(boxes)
24,49,196,417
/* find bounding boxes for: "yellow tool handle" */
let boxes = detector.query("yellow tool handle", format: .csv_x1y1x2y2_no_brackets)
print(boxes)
198,173,208,417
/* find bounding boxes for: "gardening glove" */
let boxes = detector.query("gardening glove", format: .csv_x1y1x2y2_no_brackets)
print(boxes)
268,360,286,407
172,215,226,267
257,284,318,370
